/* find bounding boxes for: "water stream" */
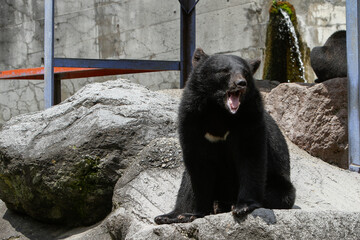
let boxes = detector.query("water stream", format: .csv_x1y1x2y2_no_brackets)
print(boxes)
279,8,306,83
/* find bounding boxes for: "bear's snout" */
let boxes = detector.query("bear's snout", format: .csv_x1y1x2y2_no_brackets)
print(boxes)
236,79,247,87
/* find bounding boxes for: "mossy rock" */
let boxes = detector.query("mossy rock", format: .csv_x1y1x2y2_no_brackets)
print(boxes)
263,1,308,83
270,1,296,21
0,79,179,226
0,152,114,226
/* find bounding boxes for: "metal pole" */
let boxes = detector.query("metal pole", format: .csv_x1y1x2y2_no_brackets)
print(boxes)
180,0,196,88
54,75,61,105
346,0,360,172
44,0,55,109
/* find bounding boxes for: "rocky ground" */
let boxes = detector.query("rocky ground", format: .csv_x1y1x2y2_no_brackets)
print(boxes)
1,137,360,240
0,79,359,240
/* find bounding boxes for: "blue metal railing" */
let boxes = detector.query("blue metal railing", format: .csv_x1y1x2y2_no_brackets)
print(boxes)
346,0,360,172
44,0,197,107
44,0,55,109
53,58,181,71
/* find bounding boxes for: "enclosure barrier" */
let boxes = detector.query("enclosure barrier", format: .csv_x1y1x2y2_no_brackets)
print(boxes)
0,0,197,106
346,0,360,172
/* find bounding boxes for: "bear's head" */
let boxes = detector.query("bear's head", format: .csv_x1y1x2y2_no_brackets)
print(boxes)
189,48,260,115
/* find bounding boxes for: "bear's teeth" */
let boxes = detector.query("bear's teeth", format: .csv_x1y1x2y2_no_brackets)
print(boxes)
227,92,240,114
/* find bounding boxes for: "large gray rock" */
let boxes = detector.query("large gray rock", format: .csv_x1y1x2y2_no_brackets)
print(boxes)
265,78,348,168
0,79,179,226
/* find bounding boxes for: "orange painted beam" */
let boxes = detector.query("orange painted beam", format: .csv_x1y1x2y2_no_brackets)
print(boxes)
0,67,161,80
0,67,45,80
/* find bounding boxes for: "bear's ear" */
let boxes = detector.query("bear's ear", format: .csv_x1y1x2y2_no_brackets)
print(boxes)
249,59,261,75
192,48,208,67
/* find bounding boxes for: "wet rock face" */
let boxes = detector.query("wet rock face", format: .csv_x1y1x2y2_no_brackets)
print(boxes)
265,78,348,168
263,1,309,83
0,79,179,226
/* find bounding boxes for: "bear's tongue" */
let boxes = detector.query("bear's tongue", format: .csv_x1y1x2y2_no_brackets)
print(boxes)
227,92,240,114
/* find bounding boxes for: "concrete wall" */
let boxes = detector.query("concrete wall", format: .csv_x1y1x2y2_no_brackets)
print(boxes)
0,0,346,125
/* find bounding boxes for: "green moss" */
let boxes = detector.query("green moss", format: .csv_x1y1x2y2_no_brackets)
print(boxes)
269,1,296,22
2,175,13,189
65,155,102,218
0,153,112,226
0,173,35,211
67,156,100,194
263,1,306,83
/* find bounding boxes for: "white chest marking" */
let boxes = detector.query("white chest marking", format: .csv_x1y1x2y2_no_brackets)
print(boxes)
204,131,230,143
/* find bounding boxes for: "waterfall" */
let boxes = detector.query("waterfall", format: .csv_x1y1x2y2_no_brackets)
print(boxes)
279,8,306,83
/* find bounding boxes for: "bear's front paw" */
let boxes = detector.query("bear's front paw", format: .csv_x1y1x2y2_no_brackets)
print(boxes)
154,213,204,224
176,213,204,223
154,215,174,225
231,202,260,217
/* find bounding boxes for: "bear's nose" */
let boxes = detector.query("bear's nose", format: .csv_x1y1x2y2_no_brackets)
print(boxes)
236,79,247,87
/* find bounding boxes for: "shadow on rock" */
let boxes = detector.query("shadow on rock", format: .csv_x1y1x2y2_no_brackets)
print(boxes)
2,207,70,240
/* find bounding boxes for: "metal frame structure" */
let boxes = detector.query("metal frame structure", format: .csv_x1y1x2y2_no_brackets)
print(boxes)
0,0,197,107
346,0,360,172
44,0,196,107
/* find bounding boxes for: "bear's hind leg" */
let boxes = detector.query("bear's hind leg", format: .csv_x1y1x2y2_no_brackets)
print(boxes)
264,174,296,209
154,171,196,224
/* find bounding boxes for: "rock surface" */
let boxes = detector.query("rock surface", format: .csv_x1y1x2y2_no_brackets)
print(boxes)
1,79,359,239
1,136,360,239
0,79,178,226
0,199,112,240
265,78,348,168
103,136,360,240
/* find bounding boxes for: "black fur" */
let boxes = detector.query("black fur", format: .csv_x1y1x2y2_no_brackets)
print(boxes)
310,30,347,83
155,49,296,224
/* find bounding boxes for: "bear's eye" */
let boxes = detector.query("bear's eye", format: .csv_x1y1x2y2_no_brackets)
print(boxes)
242,70,250,78
216,68,230,75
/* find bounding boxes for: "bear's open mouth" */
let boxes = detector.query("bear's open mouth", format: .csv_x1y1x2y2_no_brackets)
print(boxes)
227,90,241,114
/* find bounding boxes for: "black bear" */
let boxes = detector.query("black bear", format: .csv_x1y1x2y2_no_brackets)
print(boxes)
155,49,296,224
310,30,347,83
